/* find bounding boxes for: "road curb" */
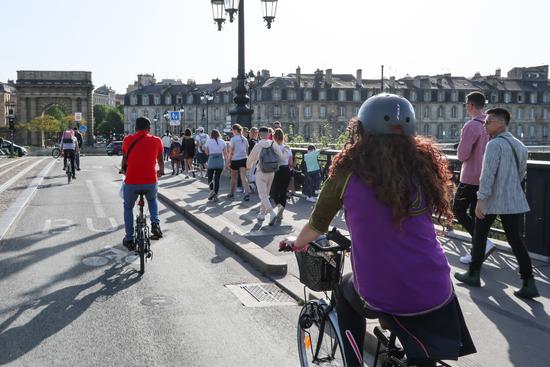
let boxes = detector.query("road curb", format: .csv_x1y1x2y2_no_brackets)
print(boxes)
158,189,287,277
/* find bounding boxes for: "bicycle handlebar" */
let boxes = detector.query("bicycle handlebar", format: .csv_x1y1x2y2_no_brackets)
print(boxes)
279,227,351,252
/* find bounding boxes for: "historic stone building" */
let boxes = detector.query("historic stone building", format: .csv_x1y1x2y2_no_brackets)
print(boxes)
93,85,117,107
124,65,550,144
0,81,16,131
15,71,94,144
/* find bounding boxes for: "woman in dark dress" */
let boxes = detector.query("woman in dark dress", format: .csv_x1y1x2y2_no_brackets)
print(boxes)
182,128,196,178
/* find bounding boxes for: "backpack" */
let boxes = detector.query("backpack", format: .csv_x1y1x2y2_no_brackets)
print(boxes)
198,134,208,151
259,142,280,173
62,130,73,144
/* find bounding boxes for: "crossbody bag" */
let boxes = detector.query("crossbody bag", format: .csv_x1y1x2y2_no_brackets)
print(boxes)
120,135,145,173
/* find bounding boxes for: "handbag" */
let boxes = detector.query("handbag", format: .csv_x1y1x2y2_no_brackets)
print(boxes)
120,135,145,173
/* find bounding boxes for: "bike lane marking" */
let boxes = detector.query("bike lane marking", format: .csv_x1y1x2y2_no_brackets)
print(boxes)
85,179,107,218
0,160,30,180
0,158,45,195
0,159,55,242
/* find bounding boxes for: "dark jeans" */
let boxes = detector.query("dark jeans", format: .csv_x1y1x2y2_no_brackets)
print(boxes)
272,166,292,207
123,183,159,241
207,168,223,195
303,170,320,197
452,183,478,236
63,150,75,176
75,151,80,170
335,273,379,366
163,147,170,161
470,213,533,279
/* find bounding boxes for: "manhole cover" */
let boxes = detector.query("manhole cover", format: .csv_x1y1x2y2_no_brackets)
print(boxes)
82,256,109,267
226,283,296,307
140,295,175,307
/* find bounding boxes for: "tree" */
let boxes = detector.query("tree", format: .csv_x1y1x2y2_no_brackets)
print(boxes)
22,115,62,147
96,109,123,138
44,105,66,121
93,104,110,125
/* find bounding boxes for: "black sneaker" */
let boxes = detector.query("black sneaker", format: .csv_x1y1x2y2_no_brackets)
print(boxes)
122,238,135,251
77,168,81,171
151,223,163,238
72,175,76,179
243,194,250,202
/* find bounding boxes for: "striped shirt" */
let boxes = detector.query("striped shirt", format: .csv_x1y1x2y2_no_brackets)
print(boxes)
477,131,530,214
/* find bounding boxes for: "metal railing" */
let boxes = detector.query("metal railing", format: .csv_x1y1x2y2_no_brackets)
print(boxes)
290,147,550,260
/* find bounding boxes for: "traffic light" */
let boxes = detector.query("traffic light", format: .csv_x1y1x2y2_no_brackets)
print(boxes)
8,109,15,130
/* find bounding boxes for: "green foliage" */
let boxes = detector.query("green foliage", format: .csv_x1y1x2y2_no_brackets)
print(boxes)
335,130,349,149
93,104,110,125
96,108,124,137
291,135,305,144
44,105,66,121
24,115,62,133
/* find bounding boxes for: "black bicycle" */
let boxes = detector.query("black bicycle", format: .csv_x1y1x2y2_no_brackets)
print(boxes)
135,192,153,274
65,160,73,184
282,228,452,367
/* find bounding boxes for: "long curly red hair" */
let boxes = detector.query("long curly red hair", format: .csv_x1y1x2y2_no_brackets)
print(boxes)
330,118,454,227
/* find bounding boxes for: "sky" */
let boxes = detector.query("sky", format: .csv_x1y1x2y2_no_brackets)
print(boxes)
2,0,549,93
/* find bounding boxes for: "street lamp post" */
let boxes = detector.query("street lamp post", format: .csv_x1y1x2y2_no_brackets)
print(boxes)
201,91,214,133
153,114,159,136
210,0,278,129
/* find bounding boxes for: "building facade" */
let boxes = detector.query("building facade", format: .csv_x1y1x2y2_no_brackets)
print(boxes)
93,85,117,107
124,65,550,144
0,81,16,131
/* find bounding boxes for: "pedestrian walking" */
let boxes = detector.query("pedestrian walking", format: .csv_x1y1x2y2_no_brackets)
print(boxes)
247,127,283,225
182,128,196,178
454,108,539,298
204,129,227,202
271,128,293,221
194,127,209,177
302,145,321,202
169,136,182,175
228,124,250,201
162,131,171,161
247,127,259,192
72,127,83,171
453,91,495,264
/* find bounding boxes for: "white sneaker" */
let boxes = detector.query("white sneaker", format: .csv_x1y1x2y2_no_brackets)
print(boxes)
459,240,497,264
236,187,244,193
268,211,277,226
257,213,265,221
306,196,317,203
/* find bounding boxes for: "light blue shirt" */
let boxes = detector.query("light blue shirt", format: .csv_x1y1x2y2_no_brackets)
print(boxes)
303,150,320,172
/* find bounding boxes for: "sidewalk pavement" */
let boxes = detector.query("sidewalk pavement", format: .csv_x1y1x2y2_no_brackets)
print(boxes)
157,172,550,367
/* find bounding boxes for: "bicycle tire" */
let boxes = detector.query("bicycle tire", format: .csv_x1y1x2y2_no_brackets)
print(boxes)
297,301,346,367
52,148,61,159
67,168,71,184
138,235,145,274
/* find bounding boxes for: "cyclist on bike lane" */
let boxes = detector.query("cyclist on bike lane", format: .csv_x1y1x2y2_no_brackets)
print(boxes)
283,94,476,367
122,117,164,251
60,129,78,179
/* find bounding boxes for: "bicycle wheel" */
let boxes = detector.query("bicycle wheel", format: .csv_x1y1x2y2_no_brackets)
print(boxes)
138,235,145,274
298,301,346,367
52,148,61,159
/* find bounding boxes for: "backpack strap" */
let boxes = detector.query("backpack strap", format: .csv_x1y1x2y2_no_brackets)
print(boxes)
496,136,521,177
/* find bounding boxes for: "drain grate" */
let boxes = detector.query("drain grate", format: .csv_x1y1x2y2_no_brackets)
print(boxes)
226,283,296,307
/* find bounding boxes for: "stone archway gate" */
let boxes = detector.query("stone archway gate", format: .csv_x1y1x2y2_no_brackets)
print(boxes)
15,70,94,145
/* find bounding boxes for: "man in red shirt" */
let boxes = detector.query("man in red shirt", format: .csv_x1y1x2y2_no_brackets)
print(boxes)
122,117,165,250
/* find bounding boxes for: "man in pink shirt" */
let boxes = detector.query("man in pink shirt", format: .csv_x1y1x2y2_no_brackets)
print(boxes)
454,91,495,264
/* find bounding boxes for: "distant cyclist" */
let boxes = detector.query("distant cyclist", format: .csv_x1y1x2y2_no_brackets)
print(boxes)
283,94,476,366
121,117,164,251
60,129,78,179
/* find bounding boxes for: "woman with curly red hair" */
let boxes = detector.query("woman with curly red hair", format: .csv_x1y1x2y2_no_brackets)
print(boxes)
281,94,476,366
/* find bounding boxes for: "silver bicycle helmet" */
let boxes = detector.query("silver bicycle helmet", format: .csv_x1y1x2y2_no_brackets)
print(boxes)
357,93,416,136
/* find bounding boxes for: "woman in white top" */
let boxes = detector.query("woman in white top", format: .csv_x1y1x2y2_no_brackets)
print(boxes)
271,128,294,220
204,129,227,202
228,124,250,201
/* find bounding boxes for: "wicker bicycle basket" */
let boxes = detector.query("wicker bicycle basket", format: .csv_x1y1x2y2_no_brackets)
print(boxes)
295,248,342,292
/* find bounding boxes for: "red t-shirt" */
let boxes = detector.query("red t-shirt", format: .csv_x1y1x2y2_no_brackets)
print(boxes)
122,131,163,184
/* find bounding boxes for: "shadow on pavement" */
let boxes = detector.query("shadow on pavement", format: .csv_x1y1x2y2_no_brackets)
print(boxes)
0,265,140,365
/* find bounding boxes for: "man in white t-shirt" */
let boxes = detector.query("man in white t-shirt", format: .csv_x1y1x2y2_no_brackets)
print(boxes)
161,131,172,161
194,127,209,177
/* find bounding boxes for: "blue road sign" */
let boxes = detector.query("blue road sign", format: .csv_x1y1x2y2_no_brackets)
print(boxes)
79,125,88,133
170,111,181,121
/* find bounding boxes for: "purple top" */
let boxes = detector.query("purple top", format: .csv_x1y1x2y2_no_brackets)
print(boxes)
457,114,489,185
342,175,453,316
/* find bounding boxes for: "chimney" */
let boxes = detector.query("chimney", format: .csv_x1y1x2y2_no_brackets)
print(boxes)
356,69,362,86
495,68,502,77
296,66,301,87
325,69,332,86
212,78,221,89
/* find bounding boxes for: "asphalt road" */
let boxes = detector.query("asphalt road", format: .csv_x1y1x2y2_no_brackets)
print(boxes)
0,156,301,367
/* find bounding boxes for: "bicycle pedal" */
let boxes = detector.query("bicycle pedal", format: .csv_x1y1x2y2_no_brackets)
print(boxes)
146,250,153,260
